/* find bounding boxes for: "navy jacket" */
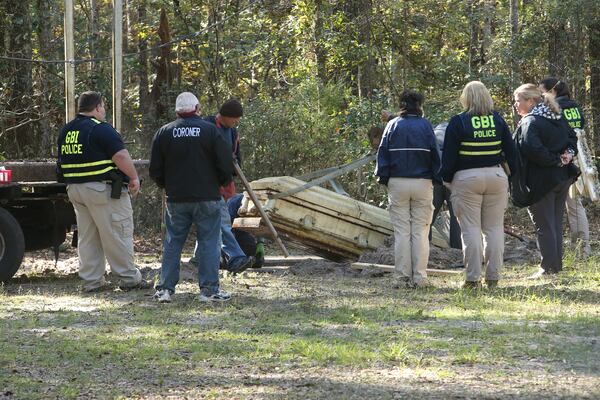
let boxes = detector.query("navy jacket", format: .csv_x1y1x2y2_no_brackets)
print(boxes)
57,115,126,184
375,115,441,185
440,111,516,183
556,96,585,130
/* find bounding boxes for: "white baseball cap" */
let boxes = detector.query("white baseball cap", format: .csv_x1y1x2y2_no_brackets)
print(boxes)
175,92,199,113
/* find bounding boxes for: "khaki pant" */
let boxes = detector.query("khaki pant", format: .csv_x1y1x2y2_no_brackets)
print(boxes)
450,166,508,282
68,182,141,290
388,177,434,284
566,188,591,254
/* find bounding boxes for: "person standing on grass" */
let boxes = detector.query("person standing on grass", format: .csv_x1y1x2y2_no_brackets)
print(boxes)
189,99,254,273
539,77,591,257
430,121,462,250
57,91,148,293
149,92,233,303
375,90,440,289
512,84,578,279
440,81,516,289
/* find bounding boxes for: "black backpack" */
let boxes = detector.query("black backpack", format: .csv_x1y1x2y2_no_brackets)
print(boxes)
510,125,534,208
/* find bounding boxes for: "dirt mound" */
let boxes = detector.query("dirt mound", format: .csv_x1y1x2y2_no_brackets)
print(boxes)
358,236,463,269
358,234,538,269
288,259,350,276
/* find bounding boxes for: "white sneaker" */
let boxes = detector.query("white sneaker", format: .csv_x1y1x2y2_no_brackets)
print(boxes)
154,289,172,303
198,290,231,302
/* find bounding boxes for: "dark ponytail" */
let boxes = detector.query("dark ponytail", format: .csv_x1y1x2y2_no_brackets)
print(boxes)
540,77,571,98
398,90,424,117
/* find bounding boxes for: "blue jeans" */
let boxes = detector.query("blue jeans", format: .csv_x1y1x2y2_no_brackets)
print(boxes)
157,200,222,295
194,199,247,269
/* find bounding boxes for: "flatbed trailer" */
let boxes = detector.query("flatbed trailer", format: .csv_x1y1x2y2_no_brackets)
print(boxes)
0,161,148,282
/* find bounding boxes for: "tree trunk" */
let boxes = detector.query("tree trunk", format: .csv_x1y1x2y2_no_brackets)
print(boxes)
588,19,600,150
345,0,374,97
207,1,223,102
547,24,568,77
149,8,174,123
481,0,494,66
468,0,480,76
357,0,374,97
314,0,327,84
5,0,34,157
509,0,519,123
36,0,54,156
123,0,130,54
137,0,149,114
89,0,99,86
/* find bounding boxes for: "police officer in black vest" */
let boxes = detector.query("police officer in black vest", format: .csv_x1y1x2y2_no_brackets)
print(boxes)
539,78,591,257
57,91,145,292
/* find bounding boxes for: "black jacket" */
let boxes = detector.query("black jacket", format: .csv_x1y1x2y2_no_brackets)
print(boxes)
149,115,233,202
516,114,577,204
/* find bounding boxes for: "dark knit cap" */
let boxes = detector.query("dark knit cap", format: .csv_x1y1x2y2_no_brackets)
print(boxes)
219,99,244,117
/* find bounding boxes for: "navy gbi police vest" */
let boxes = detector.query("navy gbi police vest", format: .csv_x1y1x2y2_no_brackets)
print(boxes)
457,112,503,158
57,115,125,184
556,96,585,130
440,111,515,182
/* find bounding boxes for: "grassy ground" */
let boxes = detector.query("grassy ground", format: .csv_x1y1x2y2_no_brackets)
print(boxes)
1,249,599,399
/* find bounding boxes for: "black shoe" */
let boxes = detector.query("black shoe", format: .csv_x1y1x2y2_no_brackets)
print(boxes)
252,252,264,269
119,280,153,291
230,256,254,275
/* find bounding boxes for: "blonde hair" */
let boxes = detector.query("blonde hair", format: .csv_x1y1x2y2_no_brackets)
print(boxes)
460,81,494,115
514,83,561,114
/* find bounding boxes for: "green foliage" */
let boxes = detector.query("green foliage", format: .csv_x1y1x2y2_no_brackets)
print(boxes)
3,0,600,227
241,79,366,180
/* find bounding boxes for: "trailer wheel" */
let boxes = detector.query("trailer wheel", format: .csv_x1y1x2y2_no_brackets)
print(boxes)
0,208,25,282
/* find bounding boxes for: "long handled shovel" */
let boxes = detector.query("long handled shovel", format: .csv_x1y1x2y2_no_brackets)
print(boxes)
233,161,289,258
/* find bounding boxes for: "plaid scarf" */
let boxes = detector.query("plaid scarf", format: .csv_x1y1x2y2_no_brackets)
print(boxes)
527,102,561,120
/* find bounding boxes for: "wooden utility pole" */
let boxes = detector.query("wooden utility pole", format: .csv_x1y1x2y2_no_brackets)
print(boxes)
64,0,75,122
112,0,123,131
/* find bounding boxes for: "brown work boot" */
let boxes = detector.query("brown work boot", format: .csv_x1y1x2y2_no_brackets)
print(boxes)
462,280,482,290
485,280,498,289
392,277,412,289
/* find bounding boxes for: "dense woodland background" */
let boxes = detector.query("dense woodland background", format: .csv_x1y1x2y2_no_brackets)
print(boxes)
2,0,600,228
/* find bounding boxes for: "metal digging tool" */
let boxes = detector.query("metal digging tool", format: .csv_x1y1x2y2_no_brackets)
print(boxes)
233,161,290,258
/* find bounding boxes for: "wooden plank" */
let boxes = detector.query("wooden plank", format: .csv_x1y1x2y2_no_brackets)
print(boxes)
263,255,325,266
271,154,376,199
350,262,463,276
232,217,272,237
